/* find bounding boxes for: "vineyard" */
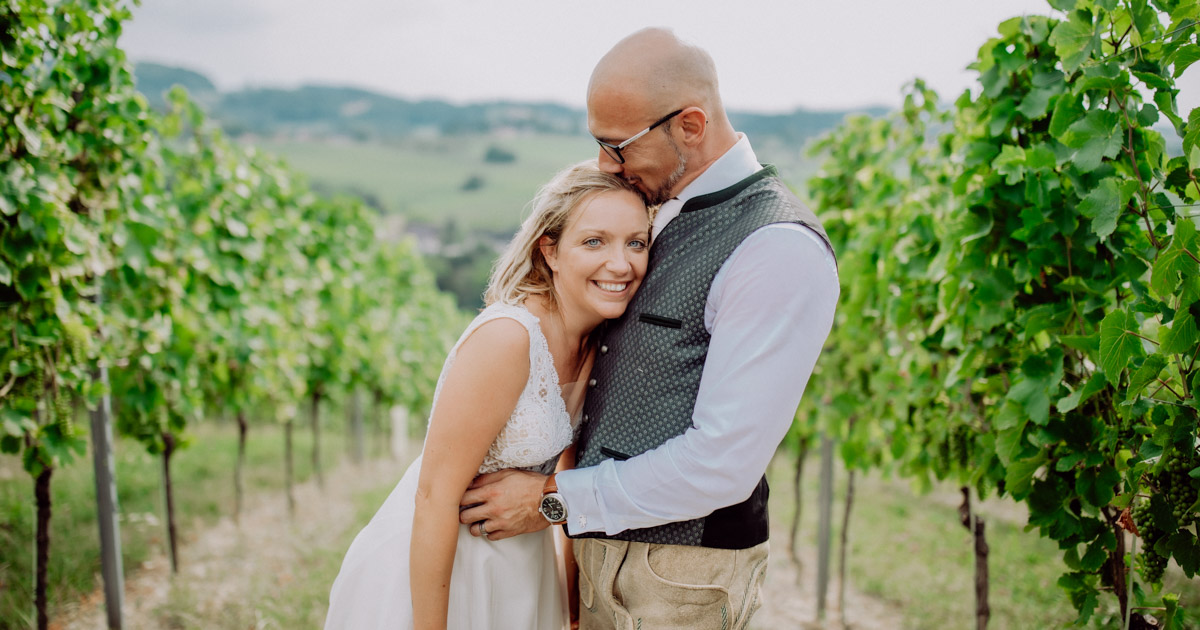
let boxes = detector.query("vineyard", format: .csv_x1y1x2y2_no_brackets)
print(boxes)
796,0,1200,627
2,0,1200,629
1,1,462,628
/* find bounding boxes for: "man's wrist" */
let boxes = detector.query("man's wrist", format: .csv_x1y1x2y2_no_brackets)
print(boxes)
539,473,568,524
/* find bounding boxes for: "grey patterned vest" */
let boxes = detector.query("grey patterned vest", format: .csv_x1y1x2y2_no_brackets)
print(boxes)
573,166,831,549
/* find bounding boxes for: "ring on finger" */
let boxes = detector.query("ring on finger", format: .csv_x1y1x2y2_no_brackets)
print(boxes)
479,521,490,540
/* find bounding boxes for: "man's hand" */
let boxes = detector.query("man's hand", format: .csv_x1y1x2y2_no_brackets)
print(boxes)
459,469,550,540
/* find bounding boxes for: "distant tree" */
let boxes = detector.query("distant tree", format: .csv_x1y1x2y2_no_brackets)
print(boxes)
484,145,516,163
461,174,486,192
428,244,495,310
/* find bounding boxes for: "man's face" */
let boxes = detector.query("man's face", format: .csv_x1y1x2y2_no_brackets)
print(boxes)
589,102,688,206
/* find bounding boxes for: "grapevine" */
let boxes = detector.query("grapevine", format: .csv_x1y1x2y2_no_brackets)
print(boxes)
805,0,1200,624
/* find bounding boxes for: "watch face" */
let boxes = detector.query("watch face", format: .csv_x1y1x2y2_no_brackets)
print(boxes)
540,495,566,522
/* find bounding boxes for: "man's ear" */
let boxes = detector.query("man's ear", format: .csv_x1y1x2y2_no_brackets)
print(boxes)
539,235,558,272
675,106,708,148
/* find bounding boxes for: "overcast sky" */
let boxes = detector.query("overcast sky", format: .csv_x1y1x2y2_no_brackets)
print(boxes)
121,0,1197,114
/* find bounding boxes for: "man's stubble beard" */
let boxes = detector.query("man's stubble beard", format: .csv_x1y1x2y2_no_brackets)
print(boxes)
642,137,687,207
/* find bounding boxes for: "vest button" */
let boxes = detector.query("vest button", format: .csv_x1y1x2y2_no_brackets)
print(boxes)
588,378,597,387
600,345,608,354
583,414,589,422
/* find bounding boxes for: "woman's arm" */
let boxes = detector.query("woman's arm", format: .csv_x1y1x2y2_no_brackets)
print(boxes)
410,318,530,630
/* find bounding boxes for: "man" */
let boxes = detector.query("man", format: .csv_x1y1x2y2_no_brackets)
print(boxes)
459,27,838,629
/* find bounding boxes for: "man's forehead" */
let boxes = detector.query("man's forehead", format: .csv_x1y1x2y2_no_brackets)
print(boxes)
586,91,650,139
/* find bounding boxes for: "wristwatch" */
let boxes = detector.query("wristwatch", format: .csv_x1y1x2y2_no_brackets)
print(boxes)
539,473,568,524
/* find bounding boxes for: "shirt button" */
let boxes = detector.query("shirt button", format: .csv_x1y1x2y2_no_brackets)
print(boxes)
588,378,597,387
599,345,608,354
583,414,589,422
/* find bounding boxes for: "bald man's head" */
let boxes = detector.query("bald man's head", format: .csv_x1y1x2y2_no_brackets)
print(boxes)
588,28,723,119
586,28,739,204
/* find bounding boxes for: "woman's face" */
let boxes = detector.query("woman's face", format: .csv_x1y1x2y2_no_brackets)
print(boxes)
543,189,650,325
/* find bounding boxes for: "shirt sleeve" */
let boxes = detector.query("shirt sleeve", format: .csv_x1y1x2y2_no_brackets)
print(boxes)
556,224,839,535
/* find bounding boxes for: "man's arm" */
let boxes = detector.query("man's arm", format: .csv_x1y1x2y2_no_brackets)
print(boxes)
460,226,837,537
558,225,837,535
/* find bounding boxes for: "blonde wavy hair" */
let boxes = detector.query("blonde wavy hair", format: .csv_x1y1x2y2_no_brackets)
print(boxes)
484,160,647,309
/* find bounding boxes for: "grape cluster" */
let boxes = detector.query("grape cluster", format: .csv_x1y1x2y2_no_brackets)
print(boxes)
1131,500,1169,584
947,425,971,470
1160,451,1198,527
53,388,74,438
1131,450,1199,585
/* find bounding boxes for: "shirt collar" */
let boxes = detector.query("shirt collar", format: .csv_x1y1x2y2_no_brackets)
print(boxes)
674,133,763,206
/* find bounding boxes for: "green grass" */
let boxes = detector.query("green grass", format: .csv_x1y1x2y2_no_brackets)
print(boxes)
767,455,1200,629
253,135,590,231
251,133,823,233
0,410,350,629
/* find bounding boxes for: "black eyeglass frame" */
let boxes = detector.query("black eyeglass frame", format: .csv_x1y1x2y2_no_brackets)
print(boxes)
594,109,684,164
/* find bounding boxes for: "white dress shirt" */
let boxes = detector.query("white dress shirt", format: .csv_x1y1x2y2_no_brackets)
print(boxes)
557,134,840,536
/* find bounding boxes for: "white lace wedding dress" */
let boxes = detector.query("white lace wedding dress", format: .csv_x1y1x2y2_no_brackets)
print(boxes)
325,303,576,630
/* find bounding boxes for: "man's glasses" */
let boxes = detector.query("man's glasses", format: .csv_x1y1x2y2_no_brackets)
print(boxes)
594,109,683,164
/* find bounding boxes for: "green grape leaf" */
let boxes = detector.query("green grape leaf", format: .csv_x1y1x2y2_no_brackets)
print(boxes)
996,419,1029,465
1185,107,1200,164
1021,303,1068,340
1150,492,1179,532
1128,354,1168,399
1159,309,1197,355
0,260,11,286
1077,177,1136,240
1050,92,1085,140
1058,372,1109,413
1057,450,1088,471
1099,309,1146,377
1005,453,1046,499
1009,376,1052,425
1168,532,1200,578
1156,90,1185,134
1151,219,1199,296
1132,70,1172,90
1049,16,1100,73
1080,539,1108,571
1061,333,1101,354
1076,465,1121,508
1017,85,1058,119
1068,582,1099,626
993,145,1027,184
1170,44,1200,78
1065,110,1124,171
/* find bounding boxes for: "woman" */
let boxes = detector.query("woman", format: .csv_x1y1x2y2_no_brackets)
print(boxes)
324,161,651,630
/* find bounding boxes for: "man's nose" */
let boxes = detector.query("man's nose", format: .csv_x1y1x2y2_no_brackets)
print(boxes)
597,149,623,174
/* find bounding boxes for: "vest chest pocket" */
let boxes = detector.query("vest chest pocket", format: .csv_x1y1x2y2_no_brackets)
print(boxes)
638,313,683,329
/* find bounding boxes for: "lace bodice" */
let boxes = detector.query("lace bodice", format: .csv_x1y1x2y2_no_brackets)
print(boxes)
427,303,577,475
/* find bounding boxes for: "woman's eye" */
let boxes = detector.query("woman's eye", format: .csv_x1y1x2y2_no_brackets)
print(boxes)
584,238,603,247
628,239,648,250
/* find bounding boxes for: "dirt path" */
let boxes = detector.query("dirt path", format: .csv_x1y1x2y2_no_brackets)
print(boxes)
56,438,899,629
750,522,902,630
55,435,419,630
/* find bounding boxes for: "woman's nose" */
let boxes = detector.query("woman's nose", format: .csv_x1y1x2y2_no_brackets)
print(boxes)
605,248,632,273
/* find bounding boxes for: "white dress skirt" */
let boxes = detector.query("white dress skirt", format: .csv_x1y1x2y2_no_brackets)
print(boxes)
325,303,577,630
